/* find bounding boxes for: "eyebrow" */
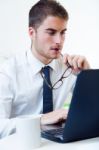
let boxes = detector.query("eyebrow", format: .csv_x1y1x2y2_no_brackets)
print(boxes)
45,28,67,32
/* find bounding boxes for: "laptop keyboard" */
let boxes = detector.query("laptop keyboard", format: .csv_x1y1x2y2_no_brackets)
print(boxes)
45,127,64,136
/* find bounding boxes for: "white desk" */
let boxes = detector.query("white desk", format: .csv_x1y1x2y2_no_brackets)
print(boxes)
0,134,99,150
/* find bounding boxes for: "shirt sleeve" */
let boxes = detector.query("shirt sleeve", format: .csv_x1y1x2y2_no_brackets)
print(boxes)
0,118,16,138
0,71,15,138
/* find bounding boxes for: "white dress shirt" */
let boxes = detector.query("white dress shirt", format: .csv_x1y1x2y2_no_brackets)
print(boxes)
0,49,76,138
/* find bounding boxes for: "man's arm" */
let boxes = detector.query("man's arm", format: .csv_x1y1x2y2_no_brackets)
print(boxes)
41,54,90,125
0,72,16,138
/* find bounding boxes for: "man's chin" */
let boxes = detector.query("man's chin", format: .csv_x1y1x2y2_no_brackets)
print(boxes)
52,53,61,59
51,51,61,57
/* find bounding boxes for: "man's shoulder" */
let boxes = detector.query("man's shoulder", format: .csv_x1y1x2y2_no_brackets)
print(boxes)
0,50,28,75
14,50,28,66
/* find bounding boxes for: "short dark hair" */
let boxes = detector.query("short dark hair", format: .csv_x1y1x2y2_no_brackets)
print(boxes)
29,0,69,29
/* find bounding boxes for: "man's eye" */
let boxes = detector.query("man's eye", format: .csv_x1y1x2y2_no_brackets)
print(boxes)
47,32,55,35
61,31,66,35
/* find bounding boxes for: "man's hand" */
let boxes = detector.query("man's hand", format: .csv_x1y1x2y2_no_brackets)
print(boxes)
41,109,68,125
63,54,90,74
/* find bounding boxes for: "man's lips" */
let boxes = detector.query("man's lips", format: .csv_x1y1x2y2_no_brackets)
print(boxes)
50,48,60,51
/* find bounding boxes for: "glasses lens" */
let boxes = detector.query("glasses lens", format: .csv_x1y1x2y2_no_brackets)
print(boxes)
53,80,63,89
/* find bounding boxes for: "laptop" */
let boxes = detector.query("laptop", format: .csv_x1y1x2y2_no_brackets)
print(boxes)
41,69,99,143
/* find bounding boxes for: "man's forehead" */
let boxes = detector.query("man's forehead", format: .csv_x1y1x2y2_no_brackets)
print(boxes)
39,16,68,30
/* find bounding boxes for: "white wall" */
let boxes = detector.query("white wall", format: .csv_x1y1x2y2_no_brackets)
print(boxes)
0,0,99,68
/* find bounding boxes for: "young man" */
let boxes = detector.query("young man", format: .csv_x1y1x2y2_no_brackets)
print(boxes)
0,0,90,138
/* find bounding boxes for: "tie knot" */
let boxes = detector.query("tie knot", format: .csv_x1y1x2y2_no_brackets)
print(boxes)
42,66,50,76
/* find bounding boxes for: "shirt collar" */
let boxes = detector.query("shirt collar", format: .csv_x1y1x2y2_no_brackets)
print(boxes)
26,49,60,76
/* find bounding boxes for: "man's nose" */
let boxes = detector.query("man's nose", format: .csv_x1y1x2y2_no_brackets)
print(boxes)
54,34,62,44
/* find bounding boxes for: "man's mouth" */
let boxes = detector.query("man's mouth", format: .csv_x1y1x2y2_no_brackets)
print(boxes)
51,48,60,51
52,48,59,51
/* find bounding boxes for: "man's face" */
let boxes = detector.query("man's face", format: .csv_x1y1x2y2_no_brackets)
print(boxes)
29,16,68,64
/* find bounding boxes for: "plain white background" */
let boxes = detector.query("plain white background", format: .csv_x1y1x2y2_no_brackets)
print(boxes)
0,0,99,68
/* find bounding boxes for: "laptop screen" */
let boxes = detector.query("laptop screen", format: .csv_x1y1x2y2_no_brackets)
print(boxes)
42,69,99,143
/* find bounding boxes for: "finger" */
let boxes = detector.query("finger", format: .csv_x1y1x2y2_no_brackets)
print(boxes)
79,58,90,69
71,55,81,70
77,56,85,69
83,60,90,69
68,55,87,70
77,56,90,69
67,55,78,67
63,54,69,64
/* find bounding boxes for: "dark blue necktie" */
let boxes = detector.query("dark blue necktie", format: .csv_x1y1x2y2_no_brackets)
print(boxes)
42,66,53,114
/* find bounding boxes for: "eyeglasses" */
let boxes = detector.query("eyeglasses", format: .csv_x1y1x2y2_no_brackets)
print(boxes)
40,55,72,90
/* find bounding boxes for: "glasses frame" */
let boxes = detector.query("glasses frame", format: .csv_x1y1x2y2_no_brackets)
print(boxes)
40,60,72,90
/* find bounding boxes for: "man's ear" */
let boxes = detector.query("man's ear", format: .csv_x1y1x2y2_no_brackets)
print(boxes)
28,27,35,38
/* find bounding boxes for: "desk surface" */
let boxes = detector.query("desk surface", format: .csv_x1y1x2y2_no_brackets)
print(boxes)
0,134,99,150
